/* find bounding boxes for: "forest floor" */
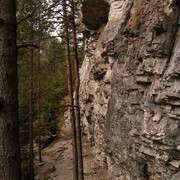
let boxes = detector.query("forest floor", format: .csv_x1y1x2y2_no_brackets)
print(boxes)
35,133,112,180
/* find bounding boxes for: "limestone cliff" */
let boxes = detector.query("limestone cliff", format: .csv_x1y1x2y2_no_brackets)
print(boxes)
79,0,180,179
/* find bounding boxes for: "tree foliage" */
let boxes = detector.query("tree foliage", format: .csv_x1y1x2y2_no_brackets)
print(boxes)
16,0,84,178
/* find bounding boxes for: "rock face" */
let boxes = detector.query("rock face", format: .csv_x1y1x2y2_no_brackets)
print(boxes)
79,0,180,179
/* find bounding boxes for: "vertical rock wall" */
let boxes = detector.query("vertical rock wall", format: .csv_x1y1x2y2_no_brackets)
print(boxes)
79,0,180,179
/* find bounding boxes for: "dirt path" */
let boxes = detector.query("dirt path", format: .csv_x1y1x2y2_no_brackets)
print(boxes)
35,135,112,180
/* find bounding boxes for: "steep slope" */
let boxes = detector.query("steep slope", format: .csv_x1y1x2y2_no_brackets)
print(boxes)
79,0,180,179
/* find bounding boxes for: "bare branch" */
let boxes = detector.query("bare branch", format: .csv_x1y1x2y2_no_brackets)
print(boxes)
17,10,36,25
17,44,39,50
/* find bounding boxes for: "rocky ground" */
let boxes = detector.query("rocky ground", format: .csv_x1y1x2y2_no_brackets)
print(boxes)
35,134,112,180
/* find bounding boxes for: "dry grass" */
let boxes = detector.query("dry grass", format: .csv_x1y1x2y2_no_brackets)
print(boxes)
148,2,166,16
149,2,161,12
126,0,145,31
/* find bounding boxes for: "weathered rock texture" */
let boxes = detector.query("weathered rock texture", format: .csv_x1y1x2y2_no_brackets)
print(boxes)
79,0,180,179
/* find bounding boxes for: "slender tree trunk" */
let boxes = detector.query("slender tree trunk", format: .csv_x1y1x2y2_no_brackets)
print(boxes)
28,4,35,178
0,0,22,179
62,0,78,179
38,78,42,163
36,8,42,165
29,48,34,180
70,0,84,179
38,51,42,163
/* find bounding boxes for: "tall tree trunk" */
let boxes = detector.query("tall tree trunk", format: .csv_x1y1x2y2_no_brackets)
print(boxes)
28,4,35,178
0,0,22,179
29,48,34,180
70,0,84,179
38,50,42,163
62,0,78,179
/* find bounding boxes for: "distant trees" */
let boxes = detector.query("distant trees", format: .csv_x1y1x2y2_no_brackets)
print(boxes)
17,0,83,180
0,0,22,179
17,0,64,179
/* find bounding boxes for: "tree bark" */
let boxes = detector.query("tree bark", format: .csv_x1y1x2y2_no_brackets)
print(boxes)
62,0,78,180
0,0,22,179
70,0,84,179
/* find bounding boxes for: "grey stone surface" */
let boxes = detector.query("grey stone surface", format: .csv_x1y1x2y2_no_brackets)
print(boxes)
79,0,180,179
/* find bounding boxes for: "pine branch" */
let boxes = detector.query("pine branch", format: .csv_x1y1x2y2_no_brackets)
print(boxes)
17,44,39,50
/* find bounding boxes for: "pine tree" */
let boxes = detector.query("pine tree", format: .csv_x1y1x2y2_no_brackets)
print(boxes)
70,0,84,179
62,0,78,179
